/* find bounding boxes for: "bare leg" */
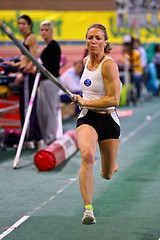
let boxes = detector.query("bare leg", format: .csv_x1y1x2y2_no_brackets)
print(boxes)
76,125,98,206
99,138,120,180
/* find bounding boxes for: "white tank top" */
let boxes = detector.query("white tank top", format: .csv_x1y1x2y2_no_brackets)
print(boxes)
80,56,119,111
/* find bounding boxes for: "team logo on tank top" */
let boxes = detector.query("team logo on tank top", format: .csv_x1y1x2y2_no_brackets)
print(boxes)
84,79,91,86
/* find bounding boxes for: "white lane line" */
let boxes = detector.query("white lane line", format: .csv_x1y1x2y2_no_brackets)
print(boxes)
1,109,160,239
0,179,76,239
0,216,29,240
27,179,76,216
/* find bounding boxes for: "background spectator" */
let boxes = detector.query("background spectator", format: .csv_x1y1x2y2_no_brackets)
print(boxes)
60,60,83,116
37,20,61,145
152,44,160,80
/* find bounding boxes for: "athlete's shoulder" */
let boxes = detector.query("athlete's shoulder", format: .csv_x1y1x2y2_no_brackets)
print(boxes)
27,33,37,45
28,32,36,40
102,57,116,68
102,57,119,75
83,56,89,66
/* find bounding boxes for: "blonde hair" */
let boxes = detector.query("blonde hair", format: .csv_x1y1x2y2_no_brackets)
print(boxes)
85,23,112,54
40,20,53,31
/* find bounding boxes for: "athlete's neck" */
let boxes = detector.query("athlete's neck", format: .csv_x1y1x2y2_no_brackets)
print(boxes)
89,54,106,67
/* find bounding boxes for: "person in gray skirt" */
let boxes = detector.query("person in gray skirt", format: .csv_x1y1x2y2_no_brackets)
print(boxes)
37,20,61,145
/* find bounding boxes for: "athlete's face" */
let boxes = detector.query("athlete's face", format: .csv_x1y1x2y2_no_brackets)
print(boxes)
18,18,31,35
40,25,52,41
86,28,107,55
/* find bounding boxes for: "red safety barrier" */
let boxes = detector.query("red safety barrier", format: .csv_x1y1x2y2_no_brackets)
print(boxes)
34,129,78,171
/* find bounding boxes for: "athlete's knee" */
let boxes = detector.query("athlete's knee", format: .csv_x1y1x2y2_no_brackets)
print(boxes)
101,162,118,180
100,170,114,180
81,149,94,166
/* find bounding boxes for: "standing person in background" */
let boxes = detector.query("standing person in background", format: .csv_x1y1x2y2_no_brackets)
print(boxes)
152,44,160,80
37,20,61,145
133,37,147,72
72,23,122,224
122,36,144,101
6,15,44,150
60,60,83,116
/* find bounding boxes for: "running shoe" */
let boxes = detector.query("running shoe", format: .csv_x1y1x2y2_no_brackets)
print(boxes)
23,141,35,150
82,208,96,224
36,139,46,151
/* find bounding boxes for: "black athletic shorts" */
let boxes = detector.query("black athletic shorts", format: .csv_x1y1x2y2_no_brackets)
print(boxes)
76,109,121,142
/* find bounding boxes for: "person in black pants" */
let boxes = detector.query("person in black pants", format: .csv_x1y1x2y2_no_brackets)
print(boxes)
13,15,44,150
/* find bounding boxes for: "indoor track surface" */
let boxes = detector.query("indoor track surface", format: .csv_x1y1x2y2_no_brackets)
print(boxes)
0,96,160,240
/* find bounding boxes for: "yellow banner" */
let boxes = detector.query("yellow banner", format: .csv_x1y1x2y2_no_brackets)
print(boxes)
0,10,160,44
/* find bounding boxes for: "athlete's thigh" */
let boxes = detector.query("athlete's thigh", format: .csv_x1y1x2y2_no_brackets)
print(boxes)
99,138,120,172
76,124,98,155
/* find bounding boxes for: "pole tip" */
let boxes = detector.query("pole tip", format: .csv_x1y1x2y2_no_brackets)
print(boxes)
13,158,19,169
13,164,18,169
